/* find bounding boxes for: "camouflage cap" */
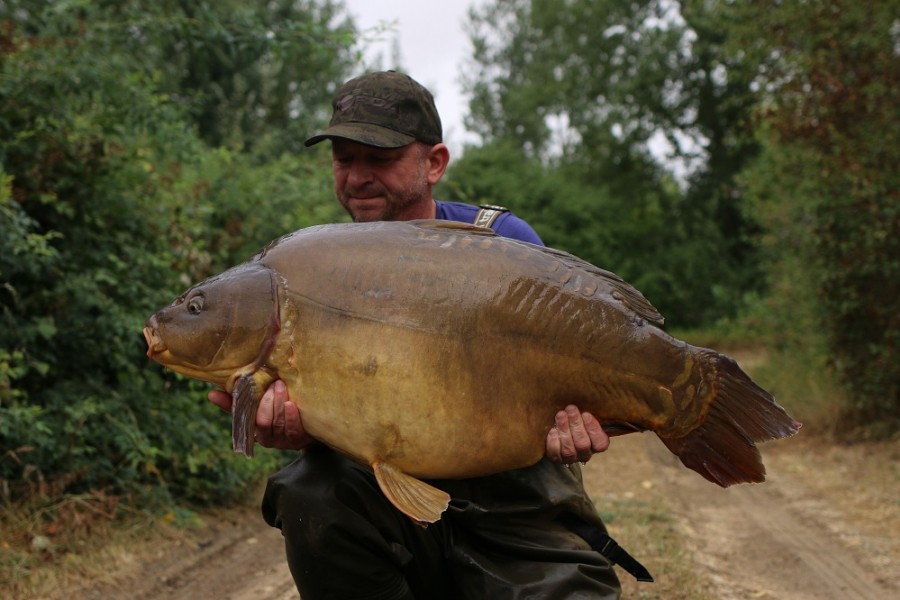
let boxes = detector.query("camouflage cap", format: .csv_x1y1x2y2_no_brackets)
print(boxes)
304,71,443,148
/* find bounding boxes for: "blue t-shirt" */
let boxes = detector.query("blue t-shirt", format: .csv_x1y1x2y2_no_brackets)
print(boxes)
435,200,543,246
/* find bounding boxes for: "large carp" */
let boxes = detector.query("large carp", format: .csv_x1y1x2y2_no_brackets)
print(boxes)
144,220,800,524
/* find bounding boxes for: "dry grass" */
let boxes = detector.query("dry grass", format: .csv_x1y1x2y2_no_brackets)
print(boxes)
0,493,206,600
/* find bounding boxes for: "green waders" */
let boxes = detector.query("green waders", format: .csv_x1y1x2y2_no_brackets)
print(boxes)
262,445,645,599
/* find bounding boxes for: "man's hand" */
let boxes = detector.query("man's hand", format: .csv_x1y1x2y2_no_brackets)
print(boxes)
207,380,314,450
546,405,609,464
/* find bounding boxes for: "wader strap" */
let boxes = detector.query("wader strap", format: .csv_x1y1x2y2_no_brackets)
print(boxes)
560,514,654,582
596,533,654,583
473,204,509,229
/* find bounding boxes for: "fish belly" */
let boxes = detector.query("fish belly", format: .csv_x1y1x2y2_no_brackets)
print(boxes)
286,319,547,478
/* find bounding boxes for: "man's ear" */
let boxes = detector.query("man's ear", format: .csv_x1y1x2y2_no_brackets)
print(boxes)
425,143,450,185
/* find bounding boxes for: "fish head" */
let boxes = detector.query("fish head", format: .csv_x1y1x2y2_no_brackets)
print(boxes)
143,263,280,388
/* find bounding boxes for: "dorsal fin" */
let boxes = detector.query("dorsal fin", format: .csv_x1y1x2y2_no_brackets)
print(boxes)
409,219,497,236
538,246,665,327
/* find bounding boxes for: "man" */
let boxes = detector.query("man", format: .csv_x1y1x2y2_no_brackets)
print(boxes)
210,71,646,599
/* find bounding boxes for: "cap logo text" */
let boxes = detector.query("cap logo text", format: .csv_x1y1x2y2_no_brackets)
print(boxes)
337,94,399,115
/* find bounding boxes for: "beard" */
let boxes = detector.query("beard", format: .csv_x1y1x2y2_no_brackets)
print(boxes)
341,189,417,222
338,164,430,222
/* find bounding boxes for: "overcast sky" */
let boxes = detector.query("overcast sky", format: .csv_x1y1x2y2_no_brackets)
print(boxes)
342,1,484,155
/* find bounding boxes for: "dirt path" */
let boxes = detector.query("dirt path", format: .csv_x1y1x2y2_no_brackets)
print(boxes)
64,429,897,600
636,434,896,599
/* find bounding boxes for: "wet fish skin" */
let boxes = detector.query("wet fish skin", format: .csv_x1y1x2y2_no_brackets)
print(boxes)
144,220,801,523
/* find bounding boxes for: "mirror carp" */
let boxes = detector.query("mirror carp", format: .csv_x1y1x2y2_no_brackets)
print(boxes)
144,220,800,524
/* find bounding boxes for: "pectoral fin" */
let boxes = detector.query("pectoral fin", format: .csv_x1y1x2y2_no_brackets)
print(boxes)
372,461,450,526
231,371,274,458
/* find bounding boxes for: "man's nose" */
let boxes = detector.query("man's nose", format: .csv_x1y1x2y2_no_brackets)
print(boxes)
346,160,373,187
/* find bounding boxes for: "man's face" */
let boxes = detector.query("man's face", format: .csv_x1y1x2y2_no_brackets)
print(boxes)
331,139,431,222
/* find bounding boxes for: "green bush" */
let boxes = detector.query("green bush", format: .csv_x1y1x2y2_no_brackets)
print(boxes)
0,4,346,507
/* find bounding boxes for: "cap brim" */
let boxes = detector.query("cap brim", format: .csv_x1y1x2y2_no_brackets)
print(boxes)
304,123,416,148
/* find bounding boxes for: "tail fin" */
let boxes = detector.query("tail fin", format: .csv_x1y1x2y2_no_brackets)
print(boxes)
660,353,801,487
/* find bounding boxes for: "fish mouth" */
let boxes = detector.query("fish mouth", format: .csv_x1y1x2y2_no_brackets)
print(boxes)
142,324,237,389
143,326,166,358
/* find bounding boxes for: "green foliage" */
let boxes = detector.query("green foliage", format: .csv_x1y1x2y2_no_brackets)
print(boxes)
465,0,691,156
1,0,357,155
732,0,900,433
0,0,354,507
198,150,348,271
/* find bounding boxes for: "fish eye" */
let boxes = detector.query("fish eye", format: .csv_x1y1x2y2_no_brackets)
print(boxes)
187,295,204,315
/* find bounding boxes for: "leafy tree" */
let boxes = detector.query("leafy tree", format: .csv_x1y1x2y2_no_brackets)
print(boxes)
1,0,357,154
731,0,899,431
